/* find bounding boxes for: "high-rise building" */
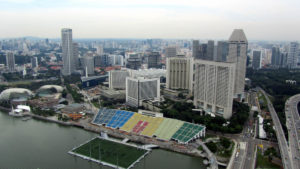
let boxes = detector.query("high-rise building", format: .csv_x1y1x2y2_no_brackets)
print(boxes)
109,55,124,66
165,47,177,58
252,50,261,69
126,77,160,107
192,40,200,58
94,54,109,67
200,44,208,60
61,28,75,75
73,43,79,69
31,57,38,69
207,40,215,61
82,56,94,75
166,56,193,93
280,52,288,67
287,42,299,68
126,53,142,70
217,41,229,62
193,59,236,119
96,45,104,55
109,70,130,89
148,52,161,68
227,29,248,98
271,47,280,66
6,52,15,72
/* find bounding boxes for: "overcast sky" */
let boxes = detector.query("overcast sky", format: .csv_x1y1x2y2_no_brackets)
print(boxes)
0,0,299,40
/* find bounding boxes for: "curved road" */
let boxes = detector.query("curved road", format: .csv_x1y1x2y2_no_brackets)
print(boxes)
285,95,300,169
259,88,293,169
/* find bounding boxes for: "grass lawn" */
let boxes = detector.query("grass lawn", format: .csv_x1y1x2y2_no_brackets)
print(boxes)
72,137,147,168
256,149,280,169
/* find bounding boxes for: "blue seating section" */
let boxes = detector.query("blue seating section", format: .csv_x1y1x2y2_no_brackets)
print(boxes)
106,110,134,128
93,109,117,125
93,109,134,128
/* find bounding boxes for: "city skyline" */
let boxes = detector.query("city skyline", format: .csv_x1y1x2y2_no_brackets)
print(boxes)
0,0,300,40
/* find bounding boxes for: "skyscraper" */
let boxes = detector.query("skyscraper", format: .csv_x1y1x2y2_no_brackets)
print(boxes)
192,40,200,58
227,29,248,98
217,41,229,62
252,50,261,69
31,57,38,69
6,52,15,72
166,56,193,93
287,42,299,68
271,47,280,66
61,28,75,75
194,59,236,119
207,40,214,61
165,47,177,58
148,52,161,68
73,42,79,69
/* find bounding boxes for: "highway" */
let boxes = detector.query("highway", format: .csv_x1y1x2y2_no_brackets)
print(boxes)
285,95,300,169
260,88,293,169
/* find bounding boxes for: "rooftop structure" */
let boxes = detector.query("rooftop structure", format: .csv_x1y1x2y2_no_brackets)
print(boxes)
0,88,33,101
38,85,64,93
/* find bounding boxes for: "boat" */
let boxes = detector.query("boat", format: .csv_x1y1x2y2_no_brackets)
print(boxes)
9,107,23,117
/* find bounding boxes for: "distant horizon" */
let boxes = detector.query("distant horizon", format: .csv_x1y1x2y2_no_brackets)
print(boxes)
0,36,295,43
0,0,299,41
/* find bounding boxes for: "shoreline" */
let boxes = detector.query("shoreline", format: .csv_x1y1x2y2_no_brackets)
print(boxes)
0,109,223,169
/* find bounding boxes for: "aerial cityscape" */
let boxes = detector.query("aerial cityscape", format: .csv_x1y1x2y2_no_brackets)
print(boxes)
0,0,300,169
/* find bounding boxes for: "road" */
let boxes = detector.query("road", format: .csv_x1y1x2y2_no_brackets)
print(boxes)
260,88,293,169
230,91,258,169
285,95,300,169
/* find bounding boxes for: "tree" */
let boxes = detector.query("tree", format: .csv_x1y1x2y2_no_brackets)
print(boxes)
220,137,231,149
206,142,217,153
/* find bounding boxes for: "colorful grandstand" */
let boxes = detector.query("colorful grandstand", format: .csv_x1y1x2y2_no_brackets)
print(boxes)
92,108,205,144
171,122,205,144
92,109,134,128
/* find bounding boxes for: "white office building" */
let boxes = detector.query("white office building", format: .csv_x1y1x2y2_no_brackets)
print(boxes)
227,29,248,98
109,55,124,66
194,59,236,119
287,42,299,68
126,77,160,107
166,57,193,92
61,28,75,75
109,70,130,89
96,45,104,55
